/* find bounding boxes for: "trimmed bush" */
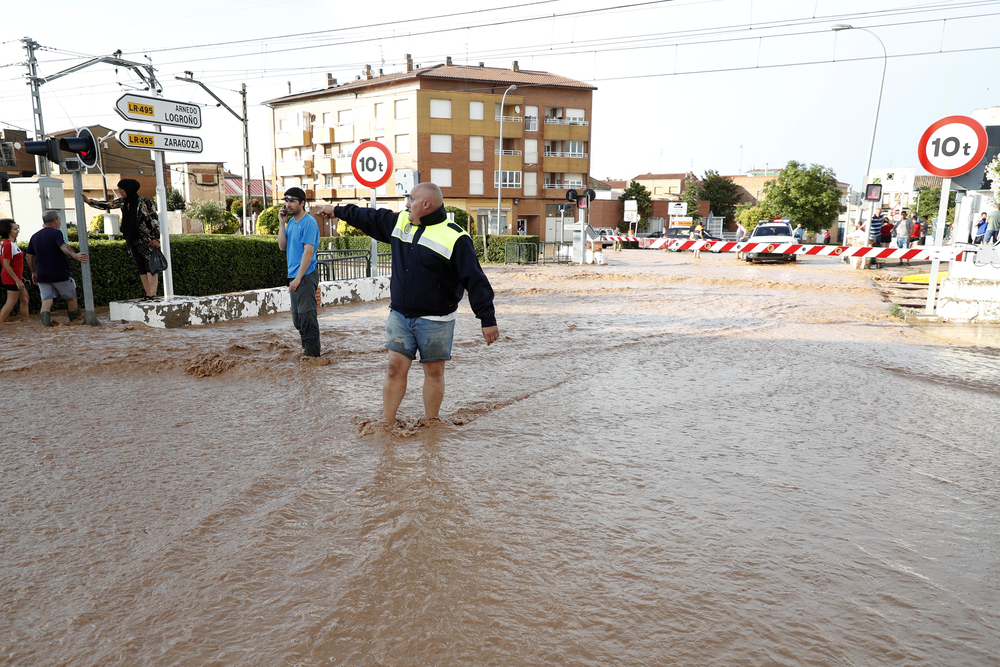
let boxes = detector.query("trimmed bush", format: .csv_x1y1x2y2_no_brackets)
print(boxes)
0,235,288,314
257,205,280,235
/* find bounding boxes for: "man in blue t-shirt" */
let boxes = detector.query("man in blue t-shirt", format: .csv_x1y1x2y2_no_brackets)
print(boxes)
25,210,89,326
277,187,321,357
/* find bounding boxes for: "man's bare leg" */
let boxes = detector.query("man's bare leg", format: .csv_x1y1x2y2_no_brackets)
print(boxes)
383,351,412,422
421,360,446,419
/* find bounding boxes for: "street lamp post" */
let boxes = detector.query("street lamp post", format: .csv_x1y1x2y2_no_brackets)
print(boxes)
492,84,517,255
832,24,886,258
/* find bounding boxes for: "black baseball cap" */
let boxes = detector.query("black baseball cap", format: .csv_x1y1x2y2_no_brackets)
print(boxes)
283,187,306,201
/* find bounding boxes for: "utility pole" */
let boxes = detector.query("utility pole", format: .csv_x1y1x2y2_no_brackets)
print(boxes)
22,38,48,177
177,74,250,234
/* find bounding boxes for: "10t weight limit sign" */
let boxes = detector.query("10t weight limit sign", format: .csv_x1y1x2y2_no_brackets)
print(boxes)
351,141,393,188
917,115,988,178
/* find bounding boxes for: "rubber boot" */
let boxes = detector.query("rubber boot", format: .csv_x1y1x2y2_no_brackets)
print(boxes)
41,311,52,327
68,309,82,323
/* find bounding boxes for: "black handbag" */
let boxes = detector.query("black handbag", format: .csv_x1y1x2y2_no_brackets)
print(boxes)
148,247,168,275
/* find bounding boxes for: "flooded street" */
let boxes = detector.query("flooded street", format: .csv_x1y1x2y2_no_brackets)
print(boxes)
3,250,999,666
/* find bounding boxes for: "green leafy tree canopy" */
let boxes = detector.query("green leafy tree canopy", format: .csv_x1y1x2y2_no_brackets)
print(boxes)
445,206,471,231
760,160,845,233
735,202,776,233
700,170,742,221
915,186,956,223
167,187,186,212
256,205,280,235
681,179,702,222
618,180,652,232
186,199,239,234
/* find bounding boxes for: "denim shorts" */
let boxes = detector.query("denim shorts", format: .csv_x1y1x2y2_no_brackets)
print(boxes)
385,309,456,362
38,278,77,302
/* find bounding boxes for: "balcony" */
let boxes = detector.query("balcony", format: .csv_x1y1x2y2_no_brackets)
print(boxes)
334,125,354,143
494,149,523,156
495,115,523,123
544,117,588,126
276,130,311,149
315,187,335,200
314,155,334,173
543,182,584,190
312,126,335,143
524,117,539,132
542,153,589,173
334,157,353,174
276,159,313,177
543,121,589,141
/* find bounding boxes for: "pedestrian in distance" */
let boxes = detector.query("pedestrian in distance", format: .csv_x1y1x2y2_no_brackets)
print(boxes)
277,186,321,358
896,214,913,265
312,183,498,425
974,212,988,244
909,216,922,249
691,224,705,259
869,208,886,248
0,218,29,324
24,210,89,326
86,179,162,302
822,228,831,245
880,216,894,248
793,223,804,244
986,206,1000,245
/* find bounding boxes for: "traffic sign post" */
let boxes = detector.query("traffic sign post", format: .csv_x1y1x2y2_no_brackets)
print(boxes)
917,115,988,315
115,94,202,129
351,140,393,217
118,130,204,153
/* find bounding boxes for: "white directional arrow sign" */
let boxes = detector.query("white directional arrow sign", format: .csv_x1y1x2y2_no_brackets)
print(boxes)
115,94,202,129
118,129,203,153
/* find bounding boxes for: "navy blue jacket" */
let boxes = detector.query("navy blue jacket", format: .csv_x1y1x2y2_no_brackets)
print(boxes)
334,204,497,327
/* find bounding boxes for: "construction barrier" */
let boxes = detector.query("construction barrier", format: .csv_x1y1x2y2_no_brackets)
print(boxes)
624,238,968,261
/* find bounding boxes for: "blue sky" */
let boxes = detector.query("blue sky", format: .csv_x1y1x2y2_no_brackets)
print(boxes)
2,0,998,190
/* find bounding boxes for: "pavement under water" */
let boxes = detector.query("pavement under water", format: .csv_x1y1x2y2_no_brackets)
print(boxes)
2,251,999,666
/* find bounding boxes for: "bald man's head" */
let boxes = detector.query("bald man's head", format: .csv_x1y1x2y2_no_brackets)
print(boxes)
407,182,444,223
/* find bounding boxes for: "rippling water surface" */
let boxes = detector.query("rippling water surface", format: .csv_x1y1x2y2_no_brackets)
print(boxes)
2,252,998,666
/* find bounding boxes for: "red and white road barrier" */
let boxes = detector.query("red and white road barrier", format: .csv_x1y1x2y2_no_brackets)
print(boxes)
654,238,966,261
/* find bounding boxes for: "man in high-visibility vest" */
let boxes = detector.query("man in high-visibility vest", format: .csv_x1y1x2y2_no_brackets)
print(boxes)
314,183,498,425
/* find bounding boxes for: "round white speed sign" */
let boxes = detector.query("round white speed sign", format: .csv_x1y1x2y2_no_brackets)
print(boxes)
351,141,393,188
917,115,988,178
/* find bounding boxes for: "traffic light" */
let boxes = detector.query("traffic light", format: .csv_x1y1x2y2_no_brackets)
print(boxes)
23,128,99,170
60,128,99,169
24,138,62,164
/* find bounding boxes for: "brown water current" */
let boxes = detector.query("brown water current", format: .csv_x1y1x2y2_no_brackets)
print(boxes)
2,251,999,666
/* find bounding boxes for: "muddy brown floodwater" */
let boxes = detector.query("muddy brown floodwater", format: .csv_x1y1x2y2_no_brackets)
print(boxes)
2,250,999,666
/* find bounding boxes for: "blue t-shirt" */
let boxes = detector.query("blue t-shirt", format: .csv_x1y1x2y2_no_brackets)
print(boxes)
26,226,71,284
285,213,320,279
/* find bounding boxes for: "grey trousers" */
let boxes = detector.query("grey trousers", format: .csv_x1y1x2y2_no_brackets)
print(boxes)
289,269,321,357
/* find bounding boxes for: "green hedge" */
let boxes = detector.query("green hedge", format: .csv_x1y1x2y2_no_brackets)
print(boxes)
0,235,288,314
319,236,391,253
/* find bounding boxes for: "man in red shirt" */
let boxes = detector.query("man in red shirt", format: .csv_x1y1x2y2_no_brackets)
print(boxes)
0,218,28,323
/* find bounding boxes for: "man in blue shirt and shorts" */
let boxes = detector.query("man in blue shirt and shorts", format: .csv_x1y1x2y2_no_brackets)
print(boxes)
25,210,89,326
277,187,321,357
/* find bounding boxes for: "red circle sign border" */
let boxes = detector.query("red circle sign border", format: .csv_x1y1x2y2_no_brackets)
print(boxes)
351,140,393,188
917,115,988,178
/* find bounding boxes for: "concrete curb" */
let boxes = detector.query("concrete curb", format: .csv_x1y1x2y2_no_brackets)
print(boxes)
109,276,391,328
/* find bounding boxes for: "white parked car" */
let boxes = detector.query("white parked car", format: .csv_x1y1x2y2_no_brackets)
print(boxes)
742,221,797,263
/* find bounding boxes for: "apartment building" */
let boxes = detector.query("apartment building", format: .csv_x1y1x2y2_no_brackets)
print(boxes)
263,58,596,241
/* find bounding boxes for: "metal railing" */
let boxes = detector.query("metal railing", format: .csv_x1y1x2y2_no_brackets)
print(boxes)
543,183,583,189
495,115,523,122
543,151,588,158
544,117,589,126
504,242,539,265
315,249,393,281
525,118,538,131
540,242,573,264
495,148,523,155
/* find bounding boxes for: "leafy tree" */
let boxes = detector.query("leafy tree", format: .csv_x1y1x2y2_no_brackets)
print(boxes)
915,186,956,223
681,179,702,222
89,214,105,234
337,219,366,237
167,187,186,212
618,180,652,232
186,199,239,234
230,198,264,218
257,205,280,235
700,170,742,221
445,206,471,231
760,160,845,233
735,202,776,233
